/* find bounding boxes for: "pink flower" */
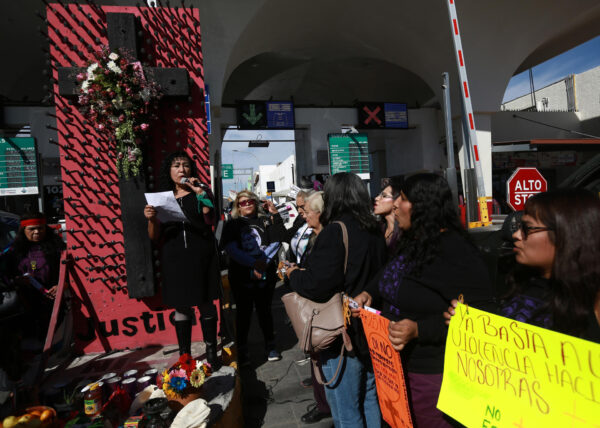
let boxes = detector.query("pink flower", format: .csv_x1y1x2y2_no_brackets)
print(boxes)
171,368,188,380
88,88,94,94
125,87,132,94
118,114,125,122
118,152,124,159
96,123,105,130
140,123,149,131
76,73,86,81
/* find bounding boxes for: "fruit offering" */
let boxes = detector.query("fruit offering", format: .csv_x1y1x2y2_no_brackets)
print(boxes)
2,406,56,428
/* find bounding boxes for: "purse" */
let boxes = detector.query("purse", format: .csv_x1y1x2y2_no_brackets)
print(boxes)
281,221,353,385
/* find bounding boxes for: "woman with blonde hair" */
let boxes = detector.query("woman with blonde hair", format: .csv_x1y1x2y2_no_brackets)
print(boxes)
221,190,285,366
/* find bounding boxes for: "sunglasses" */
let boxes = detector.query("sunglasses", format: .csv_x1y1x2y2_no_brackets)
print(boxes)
519,222,552,240
238,199,256,208
376,192,394,200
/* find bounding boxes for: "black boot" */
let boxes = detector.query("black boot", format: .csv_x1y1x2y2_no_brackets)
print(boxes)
200,316,221,370
174,320,192,356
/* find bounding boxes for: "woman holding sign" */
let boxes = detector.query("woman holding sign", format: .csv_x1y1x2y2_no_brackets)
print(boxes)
356,173,494,428
445,188,600,342
144,151,221,368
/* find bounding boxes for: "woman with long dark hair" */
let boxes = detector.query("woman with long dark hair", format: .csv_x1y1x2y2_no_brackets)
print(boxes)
373,176,403,256
446,188,600,341
357,173,494,427
287,172,387,428
509,188,600,339
144,151,221,367
3,212,65,339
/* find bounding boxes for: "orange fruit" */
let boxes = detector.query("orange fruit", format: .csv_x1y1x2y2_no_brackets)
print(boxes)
40,410,54,422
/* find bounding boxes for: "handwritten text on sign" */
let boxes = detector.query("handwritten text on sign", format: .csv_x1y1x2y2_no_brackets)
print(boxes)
360,309,413,428
437,303,600,427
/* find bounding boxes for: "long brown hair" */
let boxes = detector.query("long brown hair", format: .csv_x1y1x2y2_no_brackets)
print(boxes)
524,188,600,336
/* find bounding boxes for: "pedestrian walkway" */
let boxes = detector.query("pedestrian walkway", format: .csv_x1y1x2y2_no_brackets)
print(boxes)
238,284,333,428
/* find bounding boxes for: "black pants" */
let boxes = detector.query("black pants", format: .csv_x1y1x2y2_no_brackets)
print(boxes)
230,279,276,352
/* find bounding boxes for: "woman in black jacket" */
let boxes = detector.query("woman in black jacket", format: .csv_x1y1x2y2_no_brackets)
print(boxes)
356,173,494,428
144,152,221,367
287,172,386,428
221,190,285,366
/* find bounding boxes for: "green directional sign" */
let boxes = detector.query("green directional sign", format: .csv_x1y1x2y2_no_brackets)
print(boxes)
222,164,234,179
0,137,39,196
328,133,370,178
237,101,268,129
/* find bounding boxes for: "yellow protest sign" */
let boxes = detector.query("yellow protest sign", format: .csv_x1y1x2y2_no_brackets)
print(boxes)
437,303,600,427
360,309,413,428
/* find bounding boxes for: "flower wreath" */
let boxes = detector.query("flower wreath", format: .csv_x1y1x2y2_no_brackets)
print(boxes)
76,47,162,178
156,354,212,400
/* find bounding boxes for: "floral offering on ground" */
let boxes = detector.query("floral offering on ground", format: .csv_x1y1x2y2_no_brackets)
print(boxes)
157,354,212,400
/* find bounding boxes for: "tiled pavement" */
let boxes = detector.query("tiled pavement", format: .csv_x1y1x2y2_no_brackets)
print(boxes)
238,284,333,428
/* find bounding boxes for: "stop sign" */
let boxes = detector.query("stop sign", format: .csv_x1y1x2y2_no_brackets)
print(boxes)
506,167,547,211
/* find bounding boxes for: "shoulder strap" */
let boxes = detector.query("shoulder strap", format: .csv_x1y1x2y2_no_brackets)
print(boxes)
332,221,348,274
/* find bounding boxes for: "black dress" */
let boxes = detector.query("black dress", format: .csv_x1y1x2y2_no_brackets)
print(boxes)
160,192,219,308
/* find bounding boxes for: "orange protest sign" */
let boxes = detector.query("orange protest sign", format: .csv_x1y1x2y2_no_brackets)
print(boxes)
360,309,413,428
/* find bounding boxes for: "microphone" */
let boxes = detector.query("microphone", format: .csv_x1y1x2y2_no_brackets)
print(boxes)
180,177,207,188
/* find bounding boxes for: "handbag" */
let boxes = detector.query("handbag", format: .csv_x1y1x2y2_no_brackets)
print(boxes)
281,221,353,385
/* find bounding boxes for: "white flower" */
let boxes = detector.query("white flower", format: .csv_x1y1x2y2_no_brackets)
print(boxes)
195,360,204,370
140,87,151,102
87,62,98,76
82,79,90,91
108,52,119,61
107,61,122,74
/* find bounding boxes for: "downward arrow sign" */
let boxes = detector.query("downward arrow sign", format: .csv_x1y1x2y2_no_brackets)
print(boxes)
242,104,263,125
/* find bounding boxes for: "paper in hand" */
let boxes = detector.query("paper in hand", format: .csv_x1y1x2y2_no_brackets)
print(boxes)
144,191,188,223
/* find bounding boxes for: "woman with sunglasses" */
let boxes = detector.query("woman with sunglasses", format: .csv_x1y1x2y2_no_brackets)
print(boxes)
374,176,403,256
446,188,600,342
144,152,221,367
220,190,285,366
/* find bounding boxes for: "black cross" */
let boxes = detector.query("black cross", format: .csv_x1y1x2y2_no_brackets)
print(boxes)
57,13,189,97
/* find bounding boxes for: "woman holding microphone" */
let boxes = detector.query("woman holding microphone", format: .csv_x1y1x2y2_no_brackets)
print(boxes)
143,151,221,368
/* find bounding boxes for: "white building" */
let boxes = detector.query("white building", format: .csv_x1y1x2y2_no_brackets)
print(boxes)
256,154,296,199
502,65,600,120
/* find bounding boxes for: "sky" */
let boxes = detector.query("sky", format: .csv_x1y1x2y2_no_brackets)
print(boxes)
220,128,295,198
503,35,600,103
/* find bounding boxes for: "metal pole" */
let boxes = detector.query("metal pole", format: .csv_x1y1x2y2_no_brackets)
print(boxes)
442,72,458,205
445,0,491,227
